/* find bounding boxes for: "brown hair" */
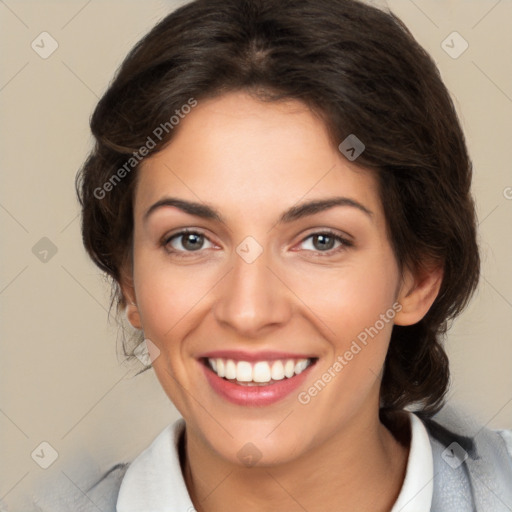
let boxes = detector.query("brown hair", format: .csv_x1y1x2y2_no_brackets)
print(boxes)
76,0,480,417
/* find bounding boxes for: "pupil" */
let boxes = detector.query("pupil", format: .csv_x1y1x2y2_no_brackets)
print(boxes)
184,233,202,251
315,234,334,251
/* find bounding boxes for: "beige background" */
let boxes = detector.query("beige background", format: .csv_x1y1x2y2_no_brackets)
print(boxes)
1,0,511,508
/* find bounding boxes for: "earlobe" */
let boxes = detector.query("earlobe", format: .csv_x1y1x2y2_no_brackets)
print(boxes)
394,264,443,326
125,301,143,330
120,276,143,330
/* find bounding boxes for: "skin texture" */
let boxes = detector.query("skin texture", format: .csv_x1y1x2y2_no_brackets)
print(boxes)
123,91,443,511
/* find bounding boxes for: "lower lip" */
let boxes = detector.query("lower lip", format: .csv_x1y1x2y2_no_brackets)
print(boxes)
201,361,315,406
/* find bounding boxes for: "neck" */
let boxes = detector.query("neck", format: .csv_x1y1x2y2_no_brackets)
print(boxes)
181,408,410,512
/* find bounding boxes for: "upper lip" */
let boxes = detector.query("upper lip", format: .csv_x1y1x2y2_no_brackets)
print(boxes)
199,350,317,362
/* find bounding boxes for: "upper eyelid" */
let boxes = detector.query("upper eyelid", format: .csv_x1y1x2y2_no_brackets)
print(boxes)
163,229,215,247
163,228,211,242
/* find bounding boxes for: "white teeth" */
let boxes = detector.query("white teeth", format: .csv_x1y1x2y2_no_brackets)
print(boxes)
216,358,225,378
208,357,313,383
237,361,253,382
271,360,285,380
284,359,295,378
225,359,237,380
295,360,308,374
253,361,271,383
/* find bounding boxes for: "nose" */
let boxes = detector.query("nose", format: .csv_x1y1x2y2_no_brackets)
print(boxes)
213,245,292,338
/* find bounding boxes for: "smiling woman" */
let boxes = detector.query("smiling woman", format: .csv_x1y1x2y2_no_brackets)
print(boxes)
39,0,512,510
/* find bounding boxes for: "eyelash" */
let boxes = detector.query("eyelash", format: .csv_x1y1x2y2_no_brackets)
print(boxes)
161,228,353,258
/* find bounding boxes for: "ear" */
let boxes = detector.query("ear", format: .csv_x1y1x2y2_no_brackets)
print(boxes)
120,271,143,330
394,263,443,326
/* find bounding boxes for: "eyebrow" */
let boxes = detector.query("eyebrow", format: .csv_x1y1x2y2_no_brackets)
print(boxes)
144,196,373,225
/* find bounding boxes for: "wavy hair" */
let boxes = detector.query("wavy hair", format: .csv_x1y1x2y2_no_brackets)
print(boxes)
76,0,480,417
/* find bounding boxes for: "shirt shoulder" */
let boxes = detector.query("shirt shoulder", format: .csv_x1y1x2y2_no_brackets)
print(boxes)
496,429,512,458
87,463,131,508
421,405,512,511
31,463,130,512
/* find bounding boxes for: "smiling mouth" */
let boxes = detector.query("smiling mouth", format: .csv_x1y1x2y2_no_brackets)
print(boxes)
202,357,318,386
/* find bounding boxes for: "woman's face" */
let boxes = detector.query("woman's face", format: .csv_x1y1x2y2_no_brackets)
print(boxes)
127,90,410,466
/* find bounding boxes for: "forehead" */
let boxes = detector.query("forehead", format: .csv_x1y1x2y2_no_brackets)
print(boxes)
135,91,382,222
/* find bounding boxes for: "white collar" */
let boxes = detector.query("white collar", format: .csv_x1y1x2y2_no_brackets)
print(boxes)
390,412,433,511
117,412,433,511
116,418,193,511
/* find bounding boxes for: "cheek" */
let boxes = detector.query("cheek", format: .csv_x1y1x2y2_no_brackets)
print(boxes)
291,248,400,402
132,256,211,413
134,268,196,341
288,252,399,343
293,290,397,425
132,248,220,351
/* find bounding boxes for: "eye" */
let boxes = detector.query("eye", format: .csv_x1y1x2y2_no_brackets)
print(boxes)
298,231,353,256
161,229,353,258
163,229,215,255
